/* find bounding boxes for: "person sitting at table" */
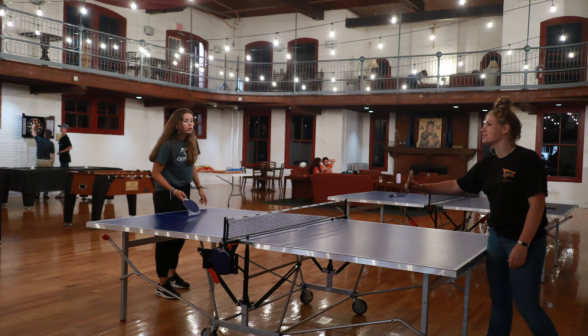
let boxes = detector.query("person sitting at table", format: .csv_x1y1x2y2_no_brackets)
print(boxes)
308,157,322,175
31,124,55,199
407,70,428,89
321,157,336,174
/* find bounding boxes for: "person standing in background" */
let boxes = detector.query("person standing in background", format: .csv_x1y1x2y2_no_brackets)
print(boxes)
31,124,55,199
56,124,72,198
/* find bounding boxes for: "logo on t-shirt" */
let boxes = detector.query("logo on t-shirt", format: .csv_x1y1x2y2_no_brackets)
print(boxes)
177,147,187,162
502,168,516,181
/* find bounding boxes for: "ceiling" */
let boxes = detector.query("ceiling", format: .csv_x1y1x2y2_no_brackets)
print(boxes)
93,0,503,20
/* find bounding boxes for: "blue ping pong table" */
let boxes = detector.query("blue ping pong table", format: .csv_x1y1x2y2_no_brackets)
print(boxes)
89,202,488,336
328,191,578,268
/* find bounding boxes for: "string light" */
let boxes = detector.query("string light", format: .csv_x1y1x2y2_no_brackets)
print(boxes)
174,53,180,59
366,86,371,91
179,47,185,53
220,70,224,75
301,84,306,90
458,56,463,67
245,77,249,82
100,43,106,49
378,37,383,49
273,33,279,46
80,5,87,15
487,18,493,28
330,48,335,56
560,35,566,42
333,87,338,92
370,74,375,79
523,64,529,70
507,44,512,55
113,44,119,50
66,37,72,43
329,23,335,37
481,74,486,79
130,2,137,10
459,0,466,5
229,72,234,77
195,63,199,69
7,16,12,27
550,0,556,12
294,77,299,82
391,13,397,24
402,84,407,89
246,55,251,61
569,52,575,58
260,75,265,80
209,55,214,61
86,38,92,44
272,81,276,87
37,6,43,16
0,8,5,17
331,74,336,82
286,53,291,60
430,33,436,41
224,38,230,52
173,60,178,66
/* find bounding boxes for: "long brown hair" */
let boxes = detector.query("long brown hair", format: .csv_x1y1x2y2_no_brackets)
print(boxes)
309,157,322,174
149,108,199,164
487,96,522,143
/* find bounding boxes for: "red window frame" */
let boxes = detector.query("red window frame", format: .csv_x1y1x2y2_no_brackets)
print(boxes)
539,16,588,84
242,110,271,165
164,107,207,139
63,1,127,73
62,95,125,135
244,41,273,92
287,38,319,80
284,111,316,169
535,105,585,183
166,30,209,87
369,112,389,171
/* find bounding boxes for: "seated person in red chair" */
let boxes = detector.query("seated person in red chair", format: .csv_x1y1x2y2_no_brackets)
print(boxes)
309,158,322,175
321,157,336,174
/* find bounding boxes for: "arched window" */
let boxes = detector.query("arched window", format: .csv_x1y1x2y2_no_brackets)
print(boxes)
287,38,319,91
244,41,273,92
166,30,208,88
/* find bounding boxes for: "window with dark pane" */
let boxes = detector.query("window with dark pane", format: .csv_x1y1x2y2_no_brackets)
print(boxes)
540,110,581,178
370,115,389,169
62,95,124,134
245,113,271,164
288,114,315,167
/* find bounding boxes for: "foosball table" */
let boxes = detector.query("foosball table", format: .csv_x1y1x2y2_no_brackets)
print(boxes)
63,170,154,227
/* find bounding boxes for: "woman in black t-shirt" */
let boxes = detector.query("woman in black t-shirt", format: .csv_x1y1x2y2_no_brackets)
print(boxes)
148,108,208,300
409,97,558,336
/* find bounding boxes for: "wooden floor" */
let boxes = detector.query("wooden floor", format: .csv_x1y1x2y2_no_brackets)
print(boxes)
1,185,587,336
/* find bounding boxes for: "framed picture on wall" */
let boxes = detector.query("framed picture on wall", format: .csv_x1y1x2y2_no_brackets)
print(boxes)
417,118,442,148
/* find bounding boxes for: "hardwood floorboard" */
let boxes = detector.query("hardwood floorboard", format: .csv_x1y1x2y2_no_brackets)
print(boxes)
1,185,587,335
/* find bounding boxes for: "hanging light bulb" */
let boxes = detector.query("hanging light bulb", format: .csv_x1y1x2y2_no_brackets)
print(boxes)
37,6,43,16
173,60,178,66
481,74,486,79
331,76,336,82
80,5,87,15
333,87,338,92
224,38,230,52
66,37,72,43
569,52,575,58
412,67,417,75
100,43,106,49
272,81,277,87
329,23,335,37
146,52,151,57
35,28,41,36
550,1,556,13
378,37,383,49
260,75,265,81
245,77,250,82
174,53,179,59
209,55,214,61
487,19,493,28
458,56,463,67
430,34,436,41
402,84,407,90
113,44,119,50
560,35,566,42
330,48,335,56
7,16,13,27
0,8,5,17
195,63,199,69
246,55,251,61
523,64,529,70
286,53,291,60
229,72,234,77
366,86,371,91
507,45,512,55
179,47,185,53
130,2,137,10
370,74,375,80
294,77,299,82
459,0,466,5
301,84,306,90
273,33,279,46
86,38,92,44
391,15,397,24
220,70,224,75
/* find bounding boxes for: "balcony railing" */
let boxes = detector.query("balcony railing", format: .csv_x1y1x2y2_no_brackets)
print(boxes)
1,8,587,96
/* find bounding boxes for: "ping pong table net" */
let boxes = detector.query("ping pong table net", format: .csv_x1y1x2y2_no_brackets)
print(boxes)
222,200,345,243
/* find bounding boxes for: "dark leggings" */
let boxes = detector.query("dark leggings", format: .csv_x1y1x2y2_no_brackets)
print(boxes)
153,184,191,278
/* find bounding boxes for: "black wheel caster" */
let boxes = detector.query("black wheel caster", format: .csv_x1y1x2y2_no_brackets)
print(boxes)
201,327,218,336
352,298,368,315
300,290,314,304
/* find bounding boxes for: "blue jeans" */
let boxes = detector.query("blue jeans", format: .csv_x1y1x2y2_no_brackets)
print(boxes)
486,228,558,336
60,161,69,168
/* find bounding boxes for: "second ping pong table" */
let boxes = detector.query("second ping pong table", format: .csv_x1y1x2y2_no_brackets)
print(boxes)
90,201,488,336
328,191,578,268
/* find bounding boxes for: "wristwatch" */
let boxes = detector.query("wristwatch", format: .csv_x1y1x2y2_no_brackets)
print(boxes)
517,240,529,247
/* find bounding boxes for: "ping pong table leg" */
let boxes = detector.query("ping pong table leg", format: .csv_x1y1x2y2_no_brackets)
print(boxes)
346,203,350,220
462,269,471,336
554,219,560,267
380,206,384,223
120,232,129,321
421,273,430,335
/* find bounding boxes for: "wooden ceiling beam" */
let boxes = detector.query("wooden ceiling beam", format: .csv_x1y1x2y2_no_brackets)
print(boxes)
290,105,322,115
273,0,324,20
30,84,87,95
518,102,538,115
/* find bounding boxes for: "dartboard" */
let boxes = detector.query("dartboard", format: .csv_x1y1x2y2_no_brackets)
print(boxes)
27,118,44,136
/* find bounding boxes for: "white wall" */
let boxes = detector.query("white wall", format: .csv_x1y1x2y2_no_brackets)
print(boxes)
342,110,363,170
468,112,480,171
315,110,345,173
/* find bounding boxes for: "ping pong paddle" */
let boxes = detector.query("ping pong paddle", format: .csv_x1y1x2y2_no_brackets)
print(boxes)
183,197,200,212
404,170,413,193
